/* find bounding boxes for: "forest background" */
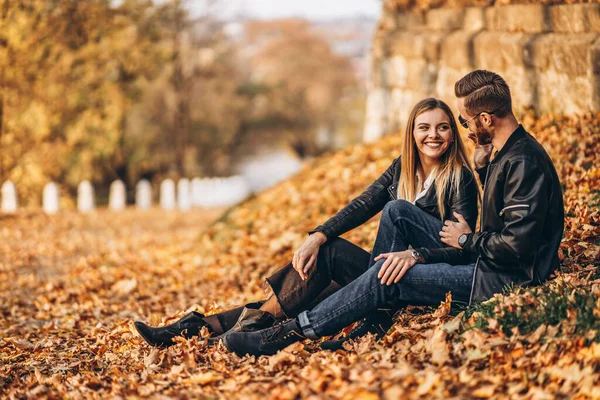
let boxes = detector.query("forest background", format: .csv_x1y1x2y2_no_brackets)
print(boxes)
0,0,368,206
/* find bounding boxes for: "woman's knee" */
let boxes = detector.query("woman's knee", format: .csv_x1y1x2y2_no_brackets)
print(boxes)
382,199,415,221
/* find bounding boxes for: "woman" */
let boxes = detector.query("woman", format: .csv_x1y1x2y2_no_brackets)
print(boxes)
134,98,478,350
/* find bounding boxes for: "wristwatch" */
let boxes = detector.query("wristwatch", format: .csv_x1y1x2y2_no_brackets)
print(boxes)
410,250,422,263
458,233,469,248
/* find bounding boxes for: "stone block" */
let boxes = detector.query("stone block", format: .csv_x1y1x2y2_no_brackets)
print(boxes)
388,88,420,133
439,31,477,70
396,12,425,30
464,7,487,32
423,32,445,63
1,180,17,213
536,71,595,114
530,33,597,76
493,5,549,33
388,30,427,59
591,37,600,110
484,7,496,31
426,8,465,31
364,88,390,143
435,65,473,107
548,4,600,33
135,180,152,210
473,32,535,70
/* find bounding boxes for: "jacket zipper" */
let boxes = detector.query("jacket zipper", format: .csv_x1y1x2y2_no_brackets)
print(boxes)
468,165,491,305
499,204,530,216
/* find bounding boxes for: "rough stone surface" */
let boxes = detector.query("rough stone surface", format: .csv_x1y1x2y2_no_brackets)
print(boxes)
426,8,465,31
548,4,600,33
493,5,549,33
531,33,598,76
365,4,600,141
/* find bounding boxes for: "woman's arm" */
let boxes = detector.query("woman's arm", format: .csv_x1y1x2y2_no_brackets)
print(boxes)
415,168,479,265
308,157,399,241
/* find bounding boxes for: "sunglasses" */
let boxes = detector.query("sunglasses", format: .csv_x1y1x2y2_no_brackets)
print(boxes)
458,111,495,129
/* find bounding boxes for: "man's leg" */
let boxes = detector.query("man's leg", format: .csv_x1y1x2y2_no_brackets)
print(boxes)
369,200,445,267
298,259,475,339
222,259,475,356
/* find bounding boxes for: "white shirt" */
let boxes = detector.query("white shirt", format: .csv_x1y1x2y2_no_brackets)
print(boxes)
412,172,434,204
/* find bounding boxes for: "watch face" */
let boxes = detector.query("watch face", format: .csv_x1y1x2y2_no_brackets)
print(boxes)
459,234,467,246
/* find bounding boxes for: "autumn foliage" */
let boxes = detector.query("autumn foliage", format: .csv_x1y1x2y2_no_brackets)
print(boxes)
1,111,599,398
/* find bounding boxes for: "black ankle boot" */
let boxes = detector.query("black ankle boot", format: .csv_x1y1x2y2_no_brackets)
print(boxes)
222,319,305,357
319,310,393,351
134,311,208,348
208,305,276,346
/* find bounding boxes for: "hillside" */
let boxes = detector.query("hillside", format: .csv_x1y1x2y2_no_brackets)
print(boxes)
1,111,599,398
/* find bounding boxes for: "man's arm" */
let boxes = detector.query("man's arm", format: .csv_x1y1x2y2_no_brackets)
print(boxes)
464,157,550,266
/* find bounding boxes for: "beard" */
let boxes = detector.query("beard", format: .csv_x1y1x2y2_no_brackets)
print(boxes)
473,118,493,145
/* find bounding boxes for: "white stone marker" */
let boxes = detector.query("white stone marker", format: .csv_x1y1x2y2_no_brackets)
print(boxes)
191,177,202,207
177,178,191,211
160,179,175,210
135,180,152,210
43,182,60,215
109,180,126,211
1,180,18,213
77,180,95,213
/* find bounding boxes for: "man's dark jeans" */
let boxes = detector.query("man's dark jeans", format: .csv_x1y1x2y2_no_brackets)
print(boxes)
266,200,474,326
292,200,475,339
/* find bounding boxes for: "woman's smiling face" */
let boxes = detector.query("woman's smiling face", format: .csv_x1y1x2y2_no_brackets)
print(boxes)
413,108,453,164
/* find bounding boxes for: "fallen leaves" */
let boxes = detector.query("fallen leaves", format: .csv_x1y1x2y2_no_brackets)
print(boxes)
1,112,600,398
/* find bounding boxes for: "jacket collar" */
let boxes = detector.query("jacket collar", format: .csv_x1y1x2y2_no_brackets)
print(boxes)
490,124,526,164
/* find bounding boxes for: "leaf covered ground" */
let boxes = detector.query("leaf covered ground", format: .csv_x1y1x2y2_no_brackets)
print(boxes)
1,112,600,399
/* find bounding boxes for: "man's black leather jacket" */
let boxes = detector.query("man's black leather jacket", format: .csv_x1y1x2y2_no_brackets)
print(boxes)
462,125,564,303
309,156,479,264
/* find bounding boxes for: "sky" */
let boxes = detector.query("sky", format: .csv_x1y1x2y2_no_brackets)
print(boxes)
189,0,382,20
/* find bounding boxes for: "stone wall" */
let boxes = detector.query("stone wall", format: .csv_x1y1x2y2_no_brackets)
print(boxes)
364,3,600,142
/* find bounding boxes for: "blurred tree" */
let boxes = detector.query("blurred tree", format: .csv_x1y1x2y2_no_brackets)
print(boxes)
0,1,362,205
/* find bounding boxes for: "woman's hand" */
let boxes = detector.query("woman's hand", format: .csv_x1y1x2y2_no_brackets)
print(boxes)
375,251,417,285
293,232,327,281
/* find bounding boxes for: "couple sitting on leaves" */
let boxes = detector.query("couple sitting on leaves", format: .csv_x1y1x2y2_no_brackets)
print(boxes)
135,70,564,357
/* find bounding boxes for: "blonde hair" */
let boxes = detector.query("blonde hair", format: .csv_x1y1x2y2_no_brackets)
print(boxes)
398,98,475,219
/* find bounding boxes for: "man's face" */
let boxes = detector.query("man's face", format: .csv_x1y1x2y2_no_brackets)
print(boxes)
456,98,493,145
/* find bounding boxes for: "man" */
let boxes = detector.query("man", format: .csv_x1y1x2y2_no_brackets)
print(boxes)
221,70,565,357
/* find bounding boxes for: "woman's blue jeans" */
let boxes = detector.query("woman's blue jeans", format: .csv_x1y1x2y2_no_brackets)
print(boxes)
297,200,476,339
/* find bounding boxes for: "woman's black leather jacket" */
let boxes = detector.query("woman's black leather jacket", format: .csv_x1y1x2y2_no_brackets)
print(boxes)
308,156,479,264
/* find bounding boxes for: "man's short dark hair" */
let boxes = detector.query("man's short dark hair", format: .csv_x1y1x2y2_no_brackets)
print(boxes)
455,70,512,118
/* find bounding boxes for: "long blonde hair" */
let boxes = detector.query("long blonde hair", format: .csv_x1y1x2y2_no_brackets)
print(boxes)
398,98,475,219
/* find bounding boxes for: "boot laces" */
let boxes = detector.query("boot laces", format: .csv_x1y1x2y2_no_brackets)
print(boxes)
265,321,285,342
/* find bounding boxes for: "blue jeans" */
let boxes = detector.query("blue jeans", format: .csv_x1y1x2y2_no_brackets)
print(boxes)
298,200,476,339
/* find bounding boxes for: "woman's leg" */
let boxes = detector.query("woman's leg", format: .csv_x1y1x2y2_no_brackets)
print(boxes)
264,237,372,318
222,259,475,356
369,200,445,267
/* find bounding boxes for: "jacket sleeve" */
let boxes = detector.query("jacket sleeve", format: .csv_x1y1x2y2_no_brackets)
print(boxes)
475,164,489,187
308,157,398,241
415,168,479,265
463,157,550,268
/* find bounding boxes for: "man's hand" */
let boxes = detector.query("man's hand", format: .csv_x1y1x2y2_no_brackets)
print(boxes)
375,251,417,285
293,232,327,281
440,212,473,248
468,132,493,169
